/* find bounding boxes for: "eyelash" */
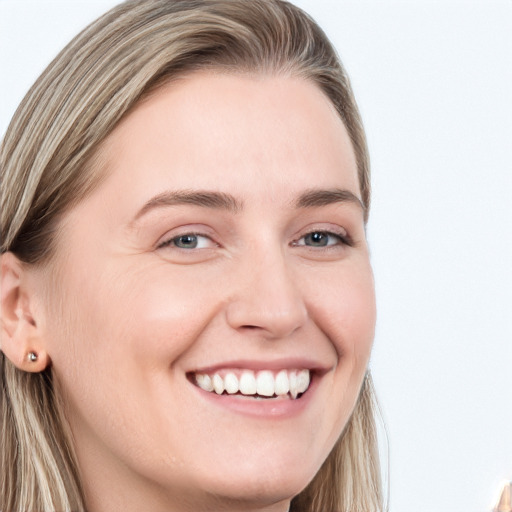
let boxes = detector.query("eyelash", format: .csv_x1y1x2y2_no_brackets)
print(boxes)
157,229,352,251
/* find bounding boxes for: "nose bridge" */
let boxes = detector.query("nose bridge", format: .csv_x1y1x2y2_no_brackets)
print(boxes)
225,243,308,339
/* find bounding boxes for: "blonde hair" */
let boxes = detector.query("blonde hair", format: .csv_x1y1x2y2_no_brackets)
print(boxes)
0,1,382,510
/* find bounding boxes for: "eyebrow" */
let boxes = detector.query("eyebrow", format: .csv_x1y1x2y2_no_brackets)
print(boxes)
294,188,365,211
132,190,243,223
132,187,364,225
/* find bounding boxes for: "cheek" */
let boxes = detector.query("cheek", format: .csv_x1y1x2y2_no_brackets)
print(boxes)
307,261,376,359
112,263,225,364
46,258,224,394
44,261,218,452
340,276,376,358
300,261,375,454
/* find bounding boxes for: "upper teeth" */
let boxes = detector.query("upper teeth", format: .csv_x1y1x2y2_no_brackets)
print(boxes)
195,369,311,399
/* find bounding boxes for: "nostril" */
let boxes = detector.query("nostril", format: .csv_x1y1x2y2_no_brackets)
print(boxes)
237,325,266,335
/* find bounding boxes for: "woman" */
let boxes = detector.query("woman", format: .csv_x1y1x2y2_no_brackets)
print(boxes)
0,1,382,511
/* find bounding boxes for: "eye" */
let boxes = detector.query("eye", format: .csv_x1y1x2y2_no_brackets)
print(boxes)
294,230,349,248
158,233,215,250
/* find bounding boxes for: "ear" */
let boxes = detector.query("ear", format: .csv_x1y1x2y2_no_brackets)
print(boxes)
1,252,50,372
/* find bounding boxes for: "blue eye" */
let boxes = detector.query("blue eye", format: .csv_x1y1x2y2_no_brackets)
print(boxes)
296,231,347,247
174,234,200,248
159,233,214,250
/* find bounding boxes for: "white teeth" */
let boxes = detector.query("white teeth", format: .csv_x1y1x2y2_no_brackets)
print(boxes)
195,369,311,399
289,371,299,399
297,369,310,394
195,373,214,392
213,374,224,395
224,372,239,394
256,371,274,397
239,371,257,395
274,370,290,396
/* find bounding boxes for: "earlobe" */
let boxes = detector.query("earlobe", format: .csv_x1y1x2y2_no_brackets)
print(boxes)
0,252,50,372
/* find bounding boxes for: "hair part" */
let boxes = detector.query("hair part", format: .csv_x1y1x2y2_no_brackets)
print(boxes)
0,1,379,510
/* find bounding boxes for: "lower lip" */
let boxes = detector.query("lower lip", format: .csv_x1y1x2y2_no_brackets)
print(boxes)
191,376,318,419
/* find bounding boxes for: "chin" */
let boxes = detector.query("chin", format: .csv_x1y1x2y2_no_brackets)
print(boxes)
191,452,321,508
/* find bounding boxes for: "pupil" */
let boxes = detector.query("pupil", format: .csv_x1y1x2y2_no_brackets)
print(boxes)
307,232,327,246
177,235,197,248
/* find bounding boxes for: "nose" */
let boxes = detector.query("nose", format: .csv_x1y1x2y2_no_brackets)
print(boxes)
225,251,308,339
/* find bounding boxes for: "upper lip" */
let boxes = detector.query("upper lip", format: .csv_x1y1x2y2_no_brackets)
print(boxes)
188,358,332,375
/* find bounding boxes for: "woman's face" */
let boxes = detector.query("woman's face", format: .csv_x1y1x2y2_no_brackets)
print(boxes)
40,73,375,511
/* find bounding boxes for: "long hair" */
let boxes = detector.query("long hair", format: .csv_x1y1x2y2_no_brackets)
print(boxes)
0,1,382,510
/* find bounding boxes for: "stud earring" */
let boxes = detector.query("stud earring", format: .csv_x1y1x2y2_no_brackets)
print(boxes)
28,352,38,362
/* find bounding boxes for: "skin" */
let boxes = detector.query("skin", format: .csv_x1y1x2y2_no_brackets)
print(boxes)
2,73,375,511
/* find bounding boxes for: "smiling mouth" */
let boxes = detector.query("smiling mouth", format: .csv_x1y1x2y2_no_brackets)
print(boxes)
190,369,311,400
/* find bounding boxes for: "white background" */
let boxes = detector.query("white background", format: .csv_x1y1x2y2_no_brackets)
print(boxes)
1,1,510,511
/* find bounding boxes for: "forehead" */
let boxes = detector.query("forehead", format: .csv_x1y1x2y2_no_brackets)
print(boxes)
99,72,359,197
